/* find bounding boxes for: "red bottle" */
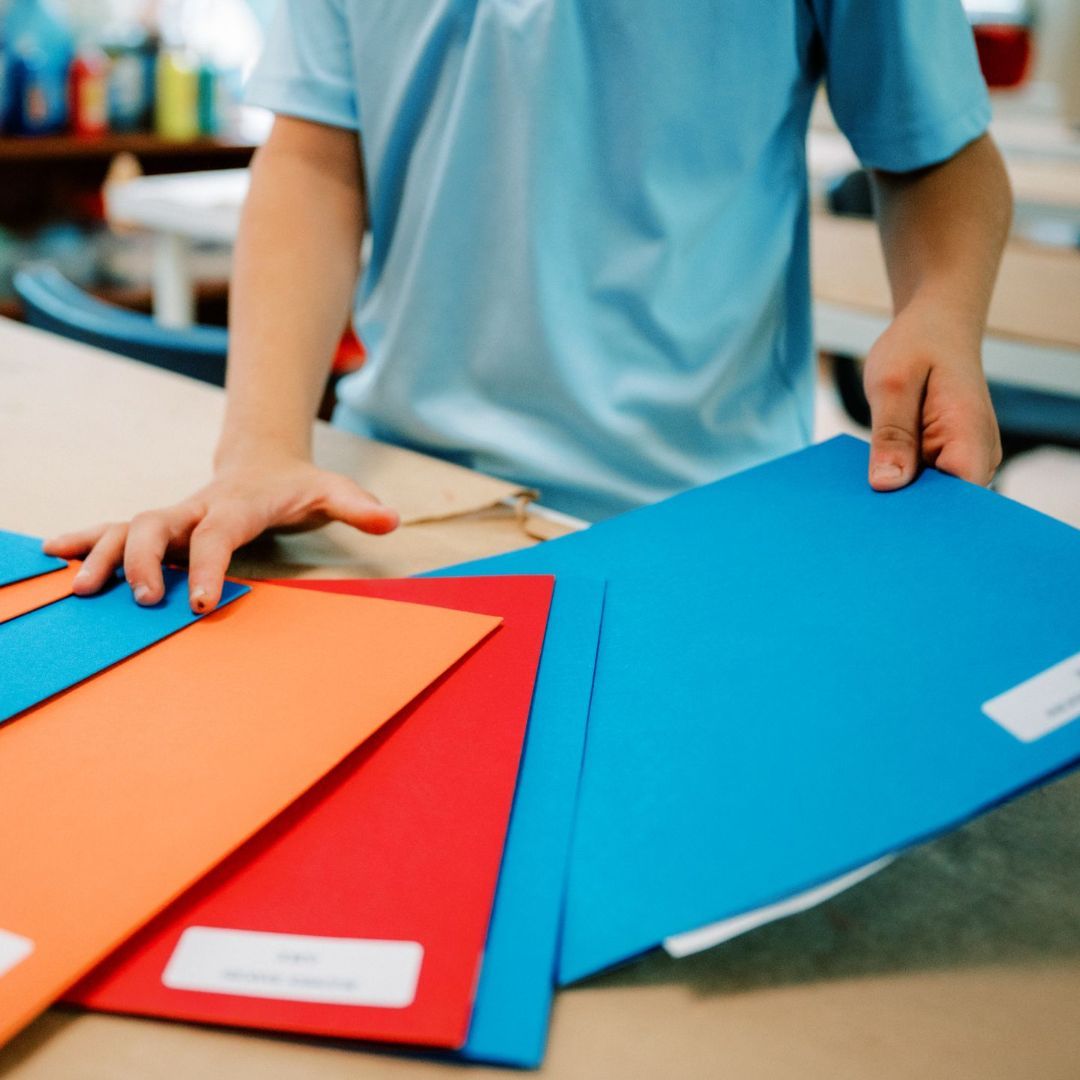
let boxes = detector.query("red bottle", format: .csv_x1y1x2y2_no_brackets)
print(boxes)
69,44,109,137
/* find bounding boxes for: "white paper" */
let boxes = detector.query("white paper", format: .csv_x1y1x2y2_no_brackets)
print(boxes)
663,857,895,959
162,927,423,1008
0,929,33,979
982,650,1080,742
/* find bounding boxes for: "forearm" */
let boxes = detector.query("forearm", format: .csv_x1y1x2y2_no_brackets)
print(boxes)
217,117,365,466
870,133,1012,349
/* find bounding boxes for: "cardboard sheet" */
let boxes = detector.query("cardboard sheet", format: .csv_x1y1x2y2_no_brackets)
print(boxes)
445,436,1080,982
0,582,499,1046
0,561,80,625
69,577,552,1051
0,570,248,723
0,530,66,587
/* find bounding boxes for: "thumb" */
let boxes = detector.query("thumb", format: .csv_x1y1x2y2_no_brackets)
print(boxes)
321,476,400,535
865,365,925,492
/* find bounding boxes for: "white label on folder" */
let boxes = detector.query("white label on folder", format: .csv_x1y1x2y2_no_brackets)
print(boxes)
982,651,1080,743
0,930,33,978
162,927,423,1008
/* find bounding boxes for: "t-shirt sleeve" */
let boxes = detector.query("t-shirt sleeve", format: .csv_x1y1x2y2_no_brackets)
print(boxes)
244,0,359,130
811,0,991,172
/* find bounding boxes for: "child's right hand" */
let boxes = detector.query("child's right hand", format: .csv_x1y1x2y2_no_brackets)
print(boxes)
43,453,399,613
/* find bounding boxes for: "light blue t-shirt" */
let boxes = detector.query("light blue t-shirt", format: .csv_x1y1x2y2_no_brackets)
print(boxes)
247,0,989,520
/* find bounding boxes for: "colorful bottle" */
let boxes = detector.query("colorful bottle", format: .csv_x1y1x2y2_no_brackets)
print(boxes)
154,46,199,140
103,27,156,132
196,58,217,136
0,24,12,134
5,0,73,135
68,42,109,138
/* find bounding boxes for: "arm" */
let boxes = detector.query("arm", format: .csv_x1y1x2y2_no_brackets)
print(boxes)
862,132,1013,490
45,116,398,611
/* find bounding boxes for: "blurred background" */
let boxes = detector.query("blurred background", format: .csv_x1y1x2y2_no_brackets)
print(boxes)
0,0,1077,507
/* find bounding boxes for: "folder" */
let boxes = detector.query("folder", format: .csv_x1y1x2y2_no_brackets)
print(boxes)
0,570,248,724
0,529,66,587
0,581,499,1046
445,436,1080,982
448,578,605,1067
0,561,80,625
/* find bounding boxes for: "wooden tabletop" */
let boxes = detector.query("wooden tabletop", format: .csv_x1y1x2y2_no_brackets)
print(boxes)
3,318,1080,1079
812,213,1080,352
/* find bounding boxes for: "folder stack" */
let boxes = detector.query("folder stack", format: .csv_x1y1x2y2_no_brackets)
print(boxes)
1,436,1078,1068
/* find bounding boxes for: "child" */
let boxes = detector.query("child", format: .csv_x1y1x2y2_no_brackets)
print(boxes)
47,0,1011,610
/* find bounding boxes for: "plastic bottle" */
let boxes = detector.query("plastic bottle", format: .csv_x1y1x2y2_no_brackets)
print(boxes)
69,41,109,138
0,20,12,134
5,0,74,135
196,57,217,136
102,24,154,132
154,46,199,140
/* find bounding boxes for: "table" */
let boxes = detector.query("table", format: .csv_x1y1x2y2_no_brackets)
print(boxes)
811,212,1080,400
3,316,1080,1078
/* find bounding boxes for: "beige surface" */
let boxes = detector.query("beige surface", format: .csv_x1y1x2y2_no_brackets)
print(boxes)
807,127,1080,212
3,318,1080,1079
0,319,538,576
811,213,1080,351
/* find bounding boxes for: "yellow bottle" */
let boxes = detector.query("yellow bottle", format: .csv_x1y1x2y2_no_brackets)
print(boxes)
155,48,200,140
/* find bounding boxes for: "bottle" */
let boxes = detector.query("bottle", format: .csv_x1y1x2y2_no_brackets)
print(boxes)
5,0,73,136
102,25,153,132
154,46,199,140
68,41,109,138
0,20,12,134
196,56,217,136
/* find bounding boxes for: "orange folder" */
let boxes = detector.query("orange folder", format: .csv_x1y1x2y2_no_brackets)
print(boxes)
0,562,80,625
0,581,500,1046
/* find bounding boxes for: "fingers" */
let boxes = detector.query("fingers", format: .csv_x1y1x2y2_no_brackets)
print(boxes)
188,511,258,614
932,422,1002,487
43,523,111,559
865,365,926,491
71,524,128,596
321,477,400,535
124,505,202,606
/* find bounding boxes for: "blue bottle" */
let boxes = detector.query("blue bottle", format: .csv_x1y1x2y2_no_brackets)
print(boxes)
5,0,73,135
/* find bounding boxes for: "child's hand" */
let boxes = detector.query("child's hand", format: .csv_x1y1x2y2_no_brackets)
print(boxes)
862,303,1002,492
44,454,399,613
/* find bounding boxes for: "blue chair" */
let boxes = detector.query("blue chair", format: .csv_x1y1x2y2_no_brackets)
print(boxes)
14,265,229,387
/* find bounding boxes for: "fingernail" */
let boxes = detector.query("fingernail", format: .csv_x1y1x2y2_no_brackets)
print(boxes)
190,586,208,613
872,463,903,483
73,570,90,586
133,584,153,605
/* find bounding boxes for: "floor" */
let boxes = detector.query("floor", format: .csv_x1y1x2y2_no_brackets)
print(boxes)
813,357,1080,529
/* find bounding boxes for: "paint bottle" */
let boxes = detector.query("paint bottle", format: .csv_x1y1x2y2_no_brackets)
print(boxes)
5,0,73,135
154,46,199,140
69,41,109,138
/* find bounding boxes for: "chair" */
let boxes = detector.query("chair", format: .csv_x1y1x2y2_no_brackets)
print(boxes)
14,265,229,387
822,170,1080,459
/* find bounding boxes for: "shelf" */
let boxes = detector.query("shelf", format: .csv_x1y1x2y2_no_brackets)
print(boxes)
0,133,257,163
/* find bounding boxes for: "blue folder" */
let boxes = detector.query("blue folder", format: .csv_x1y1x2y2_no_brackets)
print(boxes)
444,436,1080,983
422,575,606,1068
0,569,249,724
0,529,67,587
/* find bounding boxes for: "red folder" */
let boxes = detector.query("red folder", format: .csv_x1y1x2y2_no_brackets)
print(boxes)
69,576,553,1050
